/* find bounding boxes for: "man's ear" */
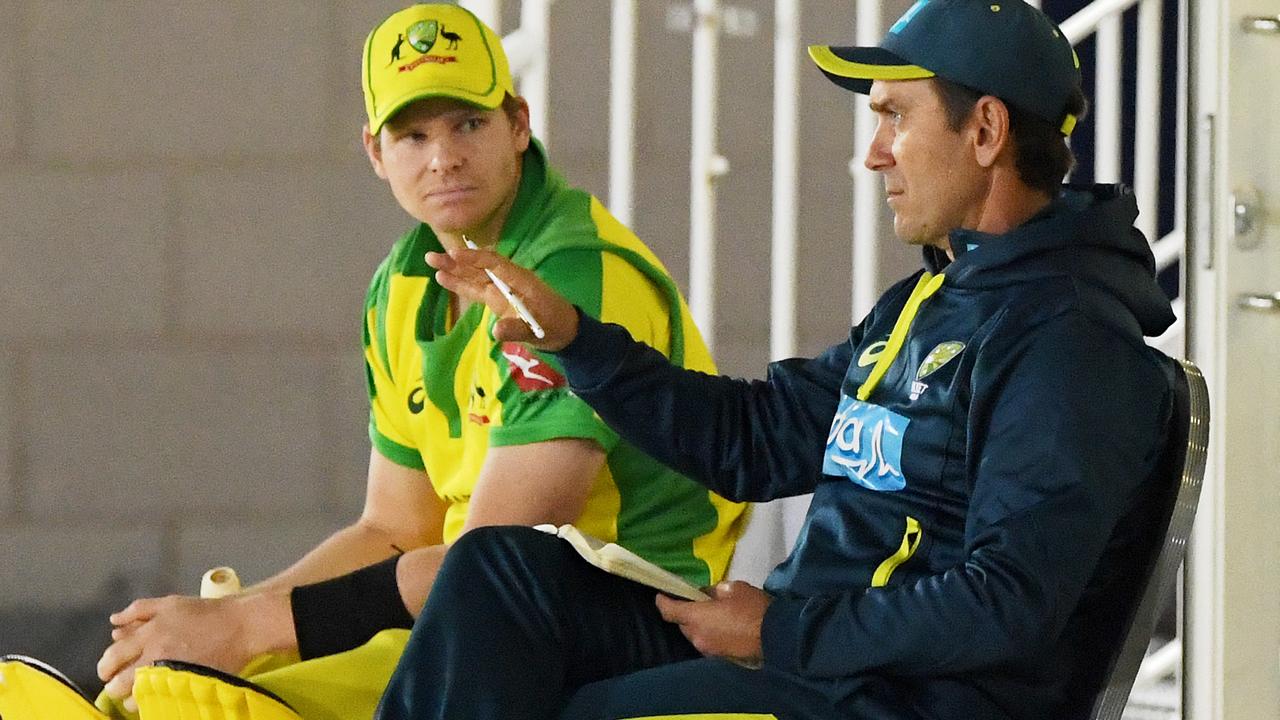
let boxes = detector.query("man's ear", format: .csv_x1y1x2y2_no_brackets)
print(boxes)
510,97,532,152
971,96,1011,169
363,124,388,179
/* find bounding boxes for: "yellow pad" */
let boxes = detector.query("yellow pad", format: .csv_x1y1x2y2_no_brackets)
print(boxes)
133,663,302,720
245,629,408,720
94,630,408,720
0,655,108,720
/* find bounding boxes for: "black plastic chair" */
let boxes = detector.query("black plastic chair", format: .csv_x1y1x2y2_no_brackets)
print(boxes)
1086,358,1210,719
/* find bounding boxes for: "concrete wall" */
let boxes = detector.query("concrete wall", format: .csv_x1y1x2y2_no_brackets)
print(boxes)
0,0,917,684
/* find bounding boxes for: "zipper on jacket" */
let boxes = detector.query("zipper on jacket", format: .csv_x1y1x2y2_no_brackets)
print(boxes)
856,272,945,401
871,516,923,588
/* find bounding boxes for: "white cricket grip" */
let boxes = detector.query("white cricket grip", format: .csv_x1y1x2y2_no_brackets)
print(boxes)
199,567,242,599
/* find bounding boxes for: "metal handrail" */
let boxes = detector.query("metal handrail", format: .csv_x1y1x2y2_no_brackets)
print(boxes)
1153,230,1184,273
1061,0,1144,43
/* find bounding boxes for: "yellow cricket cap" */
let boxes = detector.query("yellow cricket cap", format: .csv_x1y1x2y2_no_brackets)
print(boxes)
362,4,515,134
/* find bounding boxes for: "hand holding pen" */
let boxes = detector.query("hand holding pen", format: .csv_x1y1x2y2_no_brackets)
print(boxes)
427,239,579,350
461,237,546,340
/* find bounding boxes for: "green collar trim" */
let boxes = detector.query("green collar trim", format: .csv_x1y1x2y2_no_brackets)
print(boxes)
497,137,556,260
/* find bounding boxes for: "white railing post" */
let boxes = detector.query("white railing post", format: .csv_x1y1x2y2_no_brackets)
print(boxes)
770,0,800,361
1095,14,1123,183
519,0,553,144
1170,0,1187,359
1135,0,1163,242
609,0,637,226
690,0,726,352
852,0,882,321
460,0,502,31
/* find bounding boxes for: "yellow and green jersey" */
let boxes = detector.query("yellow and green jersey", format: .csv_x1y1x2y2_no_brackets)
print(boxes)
362,141,746,586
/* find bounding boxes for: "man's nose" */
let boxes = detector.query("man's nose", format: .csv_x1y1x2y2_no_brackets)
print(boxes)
863,123,892,172
863,137,891,172
429,140,463,173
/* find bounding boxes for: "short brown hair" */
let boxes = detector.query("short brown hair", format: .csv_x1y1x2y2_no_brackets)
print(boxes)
933,77,1088,196
500,93,524,124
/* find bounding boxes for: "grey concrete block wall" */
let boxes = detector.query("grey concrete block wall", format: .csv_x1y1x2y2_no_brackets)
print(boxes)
176,519,346,592
2,523,167,610
0,170,171,338
0,0,921,682
0,0,17,160
24,348,346,521
27,3,336,164
326,347,377,514
176,160,399,336
1,351,15,518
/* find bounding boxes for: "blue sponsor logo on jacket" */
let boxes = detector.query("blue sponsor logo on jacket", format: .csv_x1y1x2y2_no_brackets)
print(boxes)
824,394,908,491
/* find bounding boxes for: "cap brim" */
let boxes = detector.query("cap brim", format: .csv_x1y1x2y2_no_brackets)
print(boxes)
808,45,935,94
371,88,503,135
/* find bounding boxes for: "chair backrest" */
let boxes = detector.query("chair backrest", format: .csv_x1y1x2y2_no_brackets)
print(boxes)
1087,358,1210,720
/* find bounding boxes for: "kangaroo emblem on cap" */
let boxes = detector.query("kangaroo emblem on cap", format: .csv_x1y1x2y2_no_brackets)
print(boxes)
389,33,406,65
440,25,462,49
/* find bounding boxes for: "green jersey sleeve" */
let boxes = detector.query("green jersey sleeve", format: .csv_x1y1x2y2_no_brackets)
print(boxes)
488,247,675,451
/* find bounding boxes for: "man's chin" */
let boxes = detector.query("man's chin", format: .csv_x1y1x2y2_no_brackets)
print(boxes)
892,225,927,247
892,222,945,249
417,213,476,237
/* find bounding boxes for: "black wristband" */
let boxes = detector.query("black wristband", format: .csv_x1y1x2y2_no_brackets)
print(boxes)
289,555,415,660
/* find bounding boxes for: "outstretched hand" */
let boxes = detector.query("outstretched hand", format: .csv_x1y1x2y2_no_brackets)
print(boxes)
426,247,579,351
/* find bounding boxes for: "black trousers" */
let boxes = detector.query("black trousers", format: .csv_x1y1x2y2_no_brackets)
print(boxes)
374,526,918,720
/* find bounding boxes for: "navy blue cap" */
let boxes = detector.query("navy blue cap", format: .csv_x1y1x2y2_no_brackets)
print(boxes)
809,0,1083,136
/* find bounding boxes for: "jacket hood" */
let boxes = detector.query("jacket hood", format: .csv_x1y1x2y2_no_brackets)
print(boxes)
923,184,1176,337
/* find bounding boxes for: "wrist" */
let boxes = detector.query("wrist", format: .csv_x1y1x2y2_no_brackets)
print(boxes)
554,306,593,358
563,302,581,350
234,591,297,656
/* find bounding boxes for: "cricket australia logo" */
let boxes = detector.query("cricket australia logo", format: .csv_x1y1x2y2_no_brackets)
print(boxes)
394,20,460,73
823,393,909,491
407,20,439,53
910,341,964,401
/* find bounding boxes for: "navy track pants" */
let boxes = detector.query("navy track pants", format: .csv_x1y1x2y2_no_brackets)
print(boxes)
373,526,919,720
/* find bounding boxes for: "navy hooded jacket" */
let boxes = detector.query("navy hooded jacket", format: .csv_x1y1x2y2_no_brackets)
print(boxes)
555,184,1177,719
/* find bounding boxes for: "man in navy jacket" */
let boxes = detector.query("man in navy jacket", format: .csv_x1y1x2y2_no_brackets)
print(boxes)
376,1,1178,718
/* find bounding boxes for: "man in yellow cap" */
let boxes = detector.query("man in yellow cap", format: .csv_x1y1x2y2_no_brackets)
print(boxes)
54,4,745,720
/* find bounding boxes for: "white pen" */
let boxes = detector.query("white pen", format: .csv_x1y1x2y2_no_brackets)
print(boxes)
462,236,546,339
